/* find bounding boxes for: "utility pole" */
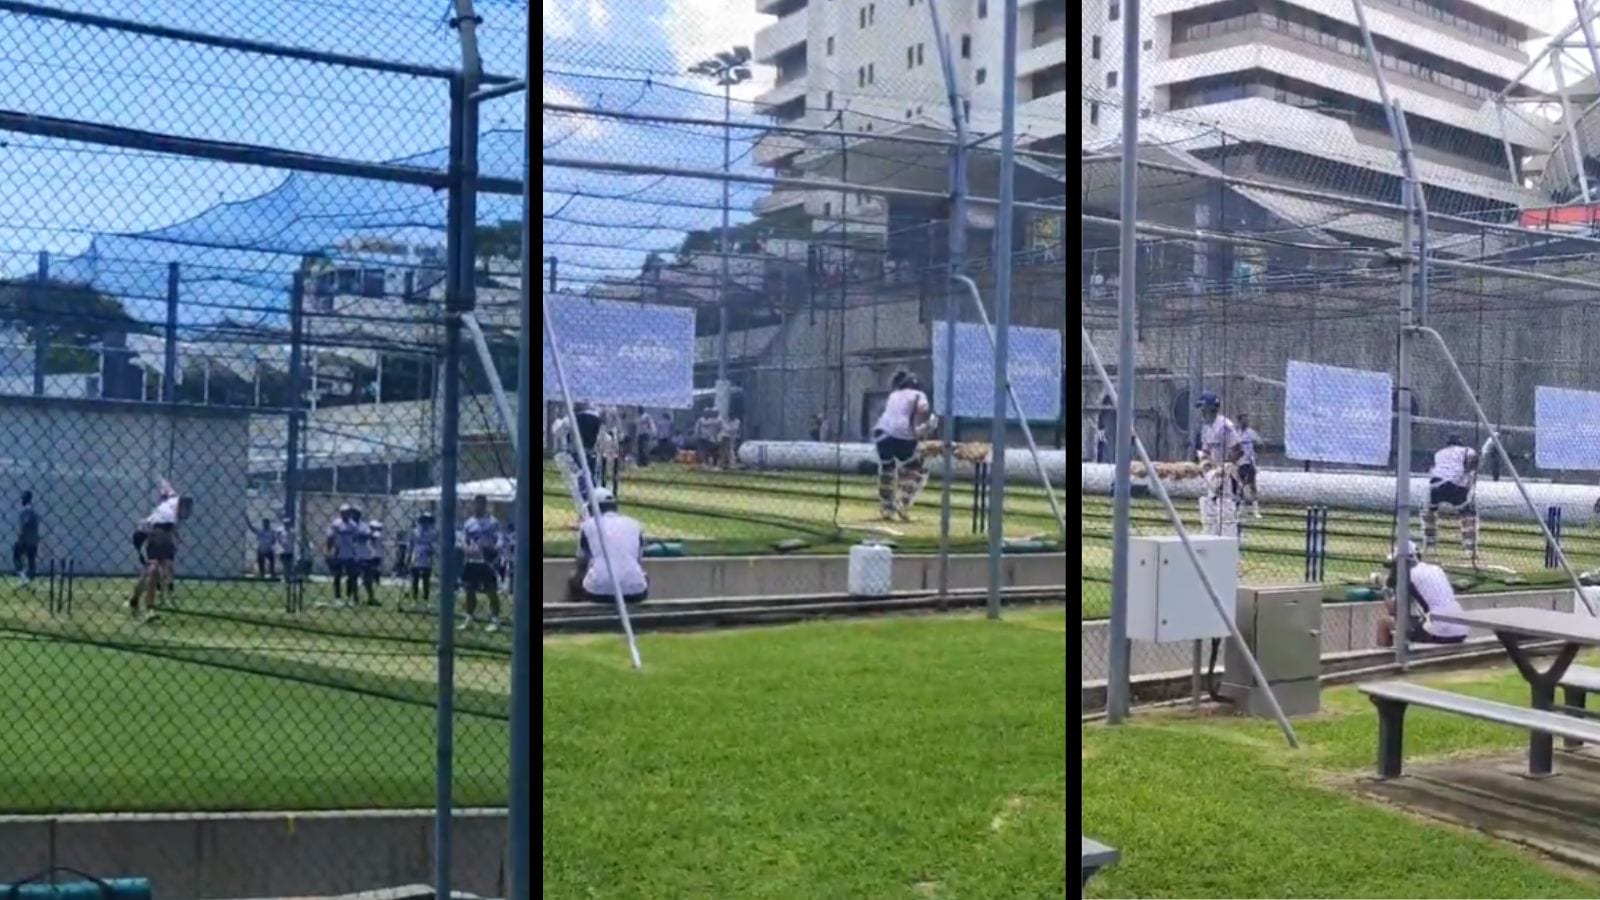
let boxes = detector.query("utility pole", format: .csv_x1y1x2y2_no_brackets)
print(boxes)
689,47,752,418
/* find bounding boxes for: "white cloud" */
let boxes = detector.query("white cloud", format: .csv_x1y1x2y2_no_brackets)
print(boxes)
543,0,573,38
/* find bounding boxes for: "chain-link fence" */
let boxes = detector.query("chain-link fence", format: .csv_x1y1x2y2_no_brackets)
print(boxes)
541,7,1067,596
1,1,528,895
1081,0,1600,708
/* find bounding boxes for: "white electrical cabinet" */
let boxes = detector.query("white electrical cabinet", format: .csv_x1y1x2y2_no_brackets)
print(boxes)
1128,535,1239,642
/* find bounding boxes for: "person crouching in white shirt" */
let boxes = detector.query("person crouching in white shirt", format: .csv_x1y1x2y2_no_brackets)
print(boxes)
1376,541,1470,647
571,488,650,605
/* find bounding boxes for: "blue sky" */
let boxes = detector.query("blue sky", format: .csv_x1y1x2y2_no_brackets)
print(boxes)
542,0,777,294
0,0,527,328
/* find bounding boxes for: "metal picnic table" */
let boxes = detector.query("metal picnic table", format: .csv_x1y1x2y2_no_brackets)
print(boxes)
1081,836,1120,889
1431,606,1600,776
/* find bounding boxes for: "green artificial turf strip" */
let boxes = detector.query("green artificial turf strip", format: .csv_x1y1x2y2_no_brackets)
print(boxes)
1,578,512,718
542,609,1069,898
1083,667,1600,898
0,635,508,812
542,461,1063,558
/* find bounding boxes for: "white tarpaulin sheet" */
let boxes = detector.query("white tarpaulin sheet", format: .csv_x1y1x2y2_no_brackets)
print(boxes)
1535,385,1600,470
397,477,518,503
1284,360,1392,465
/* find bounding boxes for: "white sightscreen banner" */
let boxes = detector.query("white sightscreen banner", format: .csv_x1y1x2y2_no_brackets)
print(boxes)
542,294,696,409
1535,385,1600,470
1284,360,1392,465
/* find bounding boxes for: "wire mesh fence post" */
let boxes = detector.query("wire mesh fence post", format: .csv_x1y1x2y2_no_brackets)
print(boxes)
31,250,48,397
509,45,531,900
1107,0,1143,724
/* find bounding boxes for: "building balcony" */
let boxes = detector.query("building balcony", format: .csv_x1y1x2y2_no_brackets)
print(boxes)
754,10,807,64
754,190,807,216
754,132,808,168
1017,33,1065,78
755,77,807,112
757,0,807,16
1017,93,1068,141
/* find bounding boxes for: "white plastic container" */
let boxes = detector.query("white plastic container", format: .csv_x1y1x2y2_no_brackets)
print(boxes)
848,543,895,598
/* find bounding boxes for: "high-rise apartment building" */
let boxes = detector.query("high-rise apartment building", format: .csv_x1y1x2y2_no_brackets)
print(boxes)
752,0,1067,228
1084,0,1552,220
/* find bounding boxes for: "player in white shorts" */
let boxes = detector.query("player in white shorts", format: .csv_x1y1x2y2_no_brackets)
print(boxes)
132,480,192,624
871,371,938,522
1194,392,1243,535
1425,433,1478,562
460,494,504,632
1234,413,1262,520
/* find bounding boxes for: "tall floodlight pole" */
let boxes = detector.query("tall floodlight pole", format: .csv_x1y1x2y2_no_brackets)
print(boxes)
689,48,753,419
1107,0,1142,723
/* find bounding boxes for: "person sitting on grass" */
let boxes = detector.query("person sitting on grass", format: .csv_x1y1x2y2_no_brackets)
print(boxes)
569,487,649,605
1376,540,1469,648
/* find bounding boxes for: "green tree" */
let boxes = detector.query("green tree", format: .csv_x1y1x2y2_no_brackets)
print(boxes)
475,220,524,262
0,278,151,374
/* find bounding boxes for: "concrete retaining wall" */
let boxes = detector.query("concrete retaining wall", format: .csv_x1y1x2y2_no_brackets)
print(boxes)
544,552,1067,602
1080,588,1575,683
0,809,506,900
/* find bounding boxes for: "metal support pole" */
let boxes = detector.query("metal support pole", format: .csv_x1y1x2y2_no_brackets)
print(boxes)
284,272,306,572
926,0,967,604
31,251,49,397
435,49,474,895
1495,102,1519,185
985,0,1019,621
1394,174,1416,671
462,311,517,454
1553,51,1592,202
163,263,180,402
1108,0,1142,723
716,83,732,419
1084,327,1298,747
1571,0,1600,173
509,51,530,900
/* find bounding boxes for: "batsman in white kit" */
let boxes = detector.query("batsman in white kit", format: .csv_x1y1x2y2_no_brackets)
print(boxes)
1425,433,1478,564
871,371,939,522
1194,392,1244,538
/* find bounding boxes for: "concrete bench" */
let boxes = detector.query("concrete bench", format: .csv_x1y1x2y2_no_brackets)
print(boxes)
1558,663,1600,748
1081,837,1120,890
1359,680,1600,778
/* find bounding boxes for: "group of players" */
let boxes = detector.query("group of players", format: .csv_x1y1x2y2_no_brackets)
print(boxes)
1192,390,1480,562
1189,390,1480,647
313,494,513,631
10,481,514,631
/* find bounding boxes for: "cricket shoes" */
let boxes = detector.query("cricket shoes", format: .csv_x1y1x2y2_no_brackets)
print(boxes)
485,617,502,633
457,615,476,631
1253,506,1263,520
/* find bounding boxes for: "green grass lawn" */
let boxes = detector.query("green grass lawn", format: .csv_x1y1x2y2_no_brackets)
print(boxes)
543,461,1064,558
0,577,512,812
1084,665,1600,898
0,634,509,812
543,608,1069,898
